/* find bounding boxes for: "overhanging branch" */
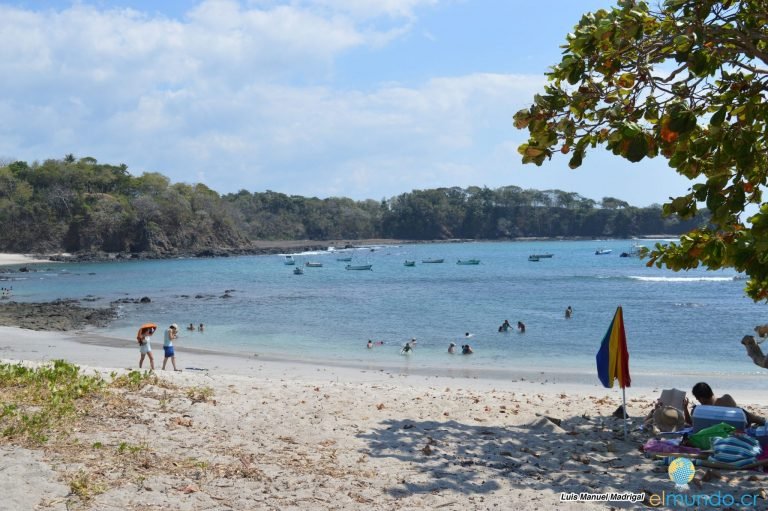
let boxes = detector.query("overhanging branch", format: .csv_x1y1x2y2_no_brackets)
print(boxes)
741,335,768,369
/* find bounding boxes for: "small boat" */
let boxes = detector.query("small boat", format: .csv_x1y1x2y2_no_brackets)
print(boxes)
293,267,304,275
456,259,480,265
404,260,416,267
532,253,554,258
336,256,353,262
528,255,540,262
284,255,296,265
422,258,445,264
595,248,613,255
305,262,323,267
620,243,646,258
346,264,372,270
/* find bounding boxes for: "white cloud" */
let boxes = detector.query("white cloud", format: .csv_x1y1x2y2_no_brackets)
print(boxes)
7,1,688,205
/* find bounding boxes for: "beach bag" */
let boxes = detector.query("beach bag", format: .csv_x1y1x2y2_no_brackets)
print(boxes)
688,422,735,449
710,435,762,467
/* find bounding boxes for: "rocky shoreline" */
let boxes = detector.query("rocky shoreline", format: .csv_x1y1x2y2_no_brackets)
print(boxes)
0,300,117,331
43,238,428,263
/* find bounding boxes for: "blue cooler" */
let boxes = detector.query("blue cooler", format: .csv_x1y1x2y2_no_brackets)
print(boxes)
692,405,747,432
748,426,768,448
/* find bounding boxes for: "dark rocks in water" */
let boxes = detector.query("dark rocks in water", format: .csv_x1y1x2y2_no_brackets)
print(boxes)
111,297,155,305
221,293,233,299
195,294,204,299
0,299,117,331
18,267,29,272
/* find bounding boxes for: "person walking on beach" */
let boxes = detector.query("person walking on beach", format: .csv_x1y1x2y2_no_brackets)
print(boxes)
137,324,156,370
162,324,181,371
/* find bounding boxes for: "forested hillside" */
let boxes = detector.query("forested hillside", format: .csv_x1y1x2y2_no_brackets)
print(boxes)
0,156,706,256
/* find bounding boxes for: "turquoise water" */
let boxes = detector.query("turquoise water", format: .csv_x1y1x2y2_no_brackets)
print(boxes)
5,240,765,377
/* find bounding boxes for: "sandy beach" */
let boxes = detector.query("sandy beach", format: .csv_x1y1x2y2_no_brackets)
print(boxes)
1,326,767,510
0,253,54,266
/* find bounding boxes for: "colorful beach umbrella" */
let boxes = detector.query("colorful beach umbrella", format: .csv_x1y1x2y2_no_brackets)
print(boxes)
596,306,631,389
596,306,631,439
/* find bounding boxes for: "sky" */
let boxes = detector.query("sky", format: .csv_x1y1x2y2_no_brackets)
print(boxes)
0,0,695,207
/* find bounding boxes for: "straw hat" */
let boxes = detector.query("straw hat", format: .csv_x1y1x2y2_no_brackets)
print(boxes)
653,405,685,432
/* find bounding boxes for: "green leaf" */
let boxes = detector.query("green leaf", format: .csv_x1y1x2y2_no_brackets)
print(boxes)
709,106,726,127
568,149,584,169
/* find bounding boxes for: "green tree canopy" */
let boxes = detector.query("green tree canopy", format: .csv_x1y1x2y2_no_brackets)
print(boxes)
514,0,768,303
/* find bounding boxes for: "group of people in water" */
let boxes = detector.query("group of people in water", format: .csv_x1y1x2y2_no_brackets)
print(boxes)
498,319,525,333
0,286,12,299
367,307,576,355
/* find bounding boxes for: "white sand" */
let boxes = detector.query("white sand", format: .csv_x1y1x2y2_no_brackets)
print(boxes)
0,253,54,265
1,326,767,510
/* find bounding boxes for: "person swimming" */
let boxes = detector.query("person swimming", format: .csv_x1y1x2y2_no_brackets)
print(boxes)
448,342,456,354
461,344,473,355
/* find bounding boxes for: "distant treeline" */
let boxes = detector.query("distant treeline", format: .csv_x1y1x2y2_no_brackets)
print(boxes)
0,156,706,255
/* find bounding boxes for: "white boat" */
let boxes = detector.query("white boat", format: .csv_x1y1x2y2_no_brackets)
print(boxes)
284,255,296,265
305,262,323,267
345,264,372,271
293,267,304,275
532,253,554,258
404,260,416,267
336,256,353,262
456,259,480,265
528,255,540,262
595,248,613,255
422,258,445,264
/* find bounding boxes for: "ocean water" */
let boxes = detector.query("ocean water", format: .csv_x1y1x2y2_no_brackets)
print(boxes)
4,240,765,379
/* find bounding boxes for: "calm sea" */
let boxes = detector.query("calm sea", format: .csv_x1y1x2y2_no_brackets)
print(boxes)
5,240,765,380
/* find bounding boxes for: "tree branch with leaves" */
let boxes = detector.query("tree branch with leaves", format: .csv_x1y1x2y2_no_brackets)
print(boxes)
515,0,768,368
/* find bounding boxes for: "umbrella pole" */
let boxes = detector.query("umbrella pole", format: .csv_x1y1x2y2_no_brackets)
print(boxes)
622,387,628,440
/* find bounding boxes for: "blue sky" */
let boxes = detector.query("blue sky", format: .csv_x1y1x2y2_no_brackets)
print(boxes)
0,0,693,206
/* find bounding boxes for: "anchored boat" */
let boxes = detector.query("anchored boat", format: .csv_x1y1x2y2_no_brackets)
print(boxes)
345,264,372,271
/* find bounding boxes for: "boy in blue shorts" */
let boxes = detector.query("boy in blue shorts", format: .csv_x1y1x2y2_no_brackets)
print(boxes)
162,324,181,371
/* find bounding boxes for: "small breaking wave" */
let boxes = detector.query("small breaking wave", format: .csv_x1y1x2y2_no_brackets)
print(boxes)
629,276,734,283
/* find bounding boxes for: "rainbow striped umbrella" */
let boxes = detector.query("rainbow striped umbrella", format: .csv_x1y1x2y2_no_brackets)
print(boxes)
596,306,631,437
596,306,631,388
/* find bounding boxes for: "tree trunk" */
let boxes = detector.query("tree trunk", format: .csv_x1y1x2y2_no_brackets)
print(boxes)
741,335,768,369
